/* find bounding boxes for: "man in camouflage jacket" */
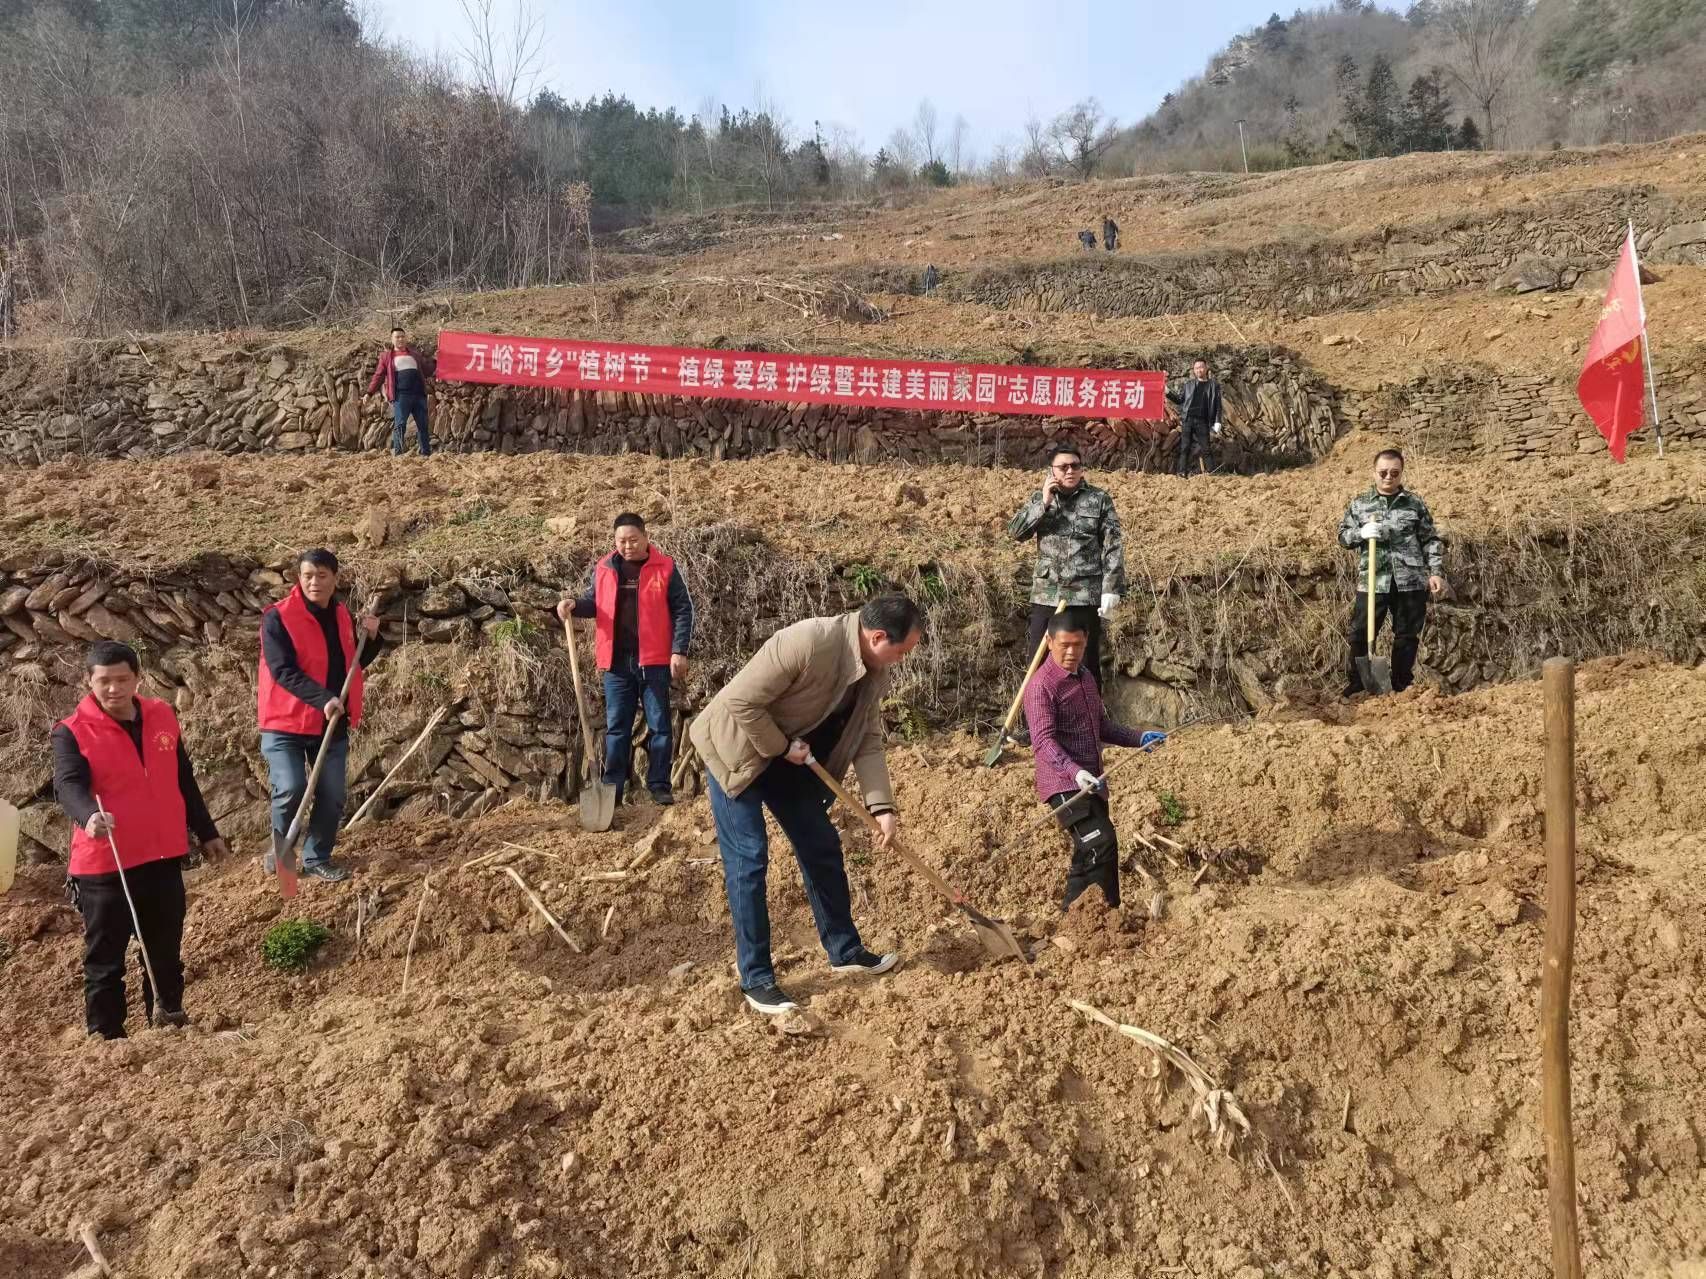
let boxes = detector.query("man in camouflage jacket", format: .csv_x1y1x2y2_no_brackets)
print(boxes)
1337,447,1446,695
1007,442,1127,683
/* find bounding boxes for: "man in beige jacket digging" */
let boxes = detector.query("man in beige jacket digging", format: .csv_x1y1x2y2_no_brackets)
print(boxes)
689,595,925,1015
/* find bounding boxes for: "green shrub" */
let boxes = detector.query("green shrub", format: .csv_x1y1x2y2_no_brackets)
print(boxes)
262,920,332,972
844,563,884,596
1157,791,1186,827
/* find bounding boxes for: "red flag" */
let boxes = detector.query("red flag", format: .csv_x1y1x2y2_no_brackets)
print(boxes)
1575,229,1649,462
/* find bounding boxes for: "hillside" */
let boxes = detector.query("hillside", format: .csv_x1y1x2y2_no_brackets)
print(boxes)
1122,0,1706,172
3,115,1706,1279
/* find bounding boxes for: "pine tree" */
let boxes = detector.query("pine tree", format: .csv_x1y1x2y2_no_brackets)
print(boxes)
1456,115,1483,150
1362,55,1401,156
1401,70,1454,152
1336,54,1365,156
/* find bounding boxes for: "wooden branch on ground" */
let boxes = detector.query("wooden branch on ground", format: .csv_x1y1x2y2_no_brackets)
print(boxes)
346,707,449,830
494,866,583,953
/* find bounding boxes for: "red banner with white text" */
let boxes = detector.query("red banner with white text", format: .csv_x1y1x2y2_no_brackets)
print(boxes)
436,330,1164,420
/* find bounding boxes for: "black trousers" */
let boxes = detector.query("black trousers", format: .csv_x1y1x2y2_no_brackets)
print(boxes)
1346,590,1429,693
1026,604,1103,681
74,856,186,1038
1049,791,1120,909
1177,420,1213,476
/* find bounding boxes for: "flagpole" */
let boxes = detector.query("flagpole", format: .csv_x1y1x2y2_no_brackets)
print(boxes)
1629,220,1665,458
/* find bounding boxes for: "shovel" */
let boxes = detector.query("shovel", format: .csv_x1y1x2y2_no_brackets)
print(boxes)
268,630,371,897
1354,535,1393,695
563,618,616,832
807,758,1027,963
983,600,1067,767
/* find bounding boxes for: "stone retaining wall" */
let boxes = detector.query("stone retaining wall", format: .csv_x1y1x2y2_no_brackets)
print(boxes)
940,189,1706,320
0,339,1341,473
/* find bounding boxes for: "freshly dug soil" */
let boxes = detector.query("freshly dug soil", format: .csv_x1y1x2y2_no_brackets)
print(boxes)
1,654,1701,1278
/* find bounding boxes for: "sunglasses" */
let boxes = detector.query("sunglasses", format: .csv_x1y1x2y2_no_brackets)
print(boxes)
1053,462,1085,472
1376,468,1402,478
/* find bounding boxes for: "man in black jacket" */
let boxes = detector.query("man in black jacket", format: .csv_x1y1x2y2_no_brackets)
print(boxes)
1166,358,1223,477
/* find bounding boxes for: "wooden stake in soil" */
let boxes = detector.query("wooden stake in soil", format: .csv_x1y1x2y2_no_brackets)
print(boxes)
494,865,584,953
400,875,432,998
345,706,449,830
1541,657,1584,1279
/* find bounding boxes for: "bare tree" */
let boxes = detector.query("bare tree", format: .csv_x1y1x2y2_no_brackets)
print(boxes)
456,0,545,106
1050,98,1119,179
1020,112,1052,177
752,89,791,211
884,126,922,175
562,180,595,321
948,113,969,175
913,98,939,166
1437,0,1532,148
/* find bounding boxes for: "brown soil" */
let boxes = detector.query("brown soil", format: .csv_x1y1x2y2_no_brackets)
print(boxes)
4,432,1703,583
1,654,1702,1277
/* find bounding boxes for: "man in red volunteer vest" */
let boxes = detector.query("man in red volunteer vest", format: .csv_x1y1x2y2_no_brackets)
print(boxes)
258,548,382,882
53,641,228,1039
556,512,695,806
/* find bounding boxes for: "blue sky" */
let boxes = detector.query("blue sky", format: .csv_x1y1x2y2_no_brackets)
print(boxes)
367,0,1312,159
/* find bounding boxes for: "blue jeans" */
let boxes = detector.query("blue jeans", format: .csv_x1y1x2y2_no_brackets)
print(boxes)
391,393,431,456
602,658,673,796
707,760,862,990
260,731,349,866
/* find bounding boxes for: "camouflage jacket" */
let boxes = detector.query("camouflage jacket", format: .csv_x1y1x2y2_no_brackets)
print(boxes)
1007,481,1127,606
1337,487,1446,593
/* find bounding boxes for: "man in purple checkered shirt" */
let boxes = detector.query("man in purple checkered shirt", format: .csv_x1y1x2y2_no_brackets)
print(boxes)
1023,611,1163,909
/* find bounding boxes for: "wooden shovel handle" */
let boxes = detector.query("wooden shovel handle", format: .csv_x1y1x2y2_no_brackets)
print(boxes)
1366,535,1377,647
806,758,960,905
285,629,369,838
562,617,601,763
999,599,1068,734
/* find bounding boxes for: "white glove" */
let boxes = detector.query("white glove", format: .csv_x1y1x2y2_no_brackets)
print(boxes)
1358,520,1382,541
1073,769,1102,793
1212,422,1223,436
1098,592,1120,619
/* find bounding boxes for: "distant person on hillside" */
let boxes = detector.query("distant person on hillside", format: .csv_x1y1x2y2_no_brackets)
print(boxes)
54,641,229,1038
1077,229,1097,251
1166,357,1223,477
1006,442,1126,692
557,513,695,807
689,595,924,1016
1103,216,1119,252
1025,612,1164,910
922,264,940,296
1337,448,1446,696
258,549,384,883
366,326,434,457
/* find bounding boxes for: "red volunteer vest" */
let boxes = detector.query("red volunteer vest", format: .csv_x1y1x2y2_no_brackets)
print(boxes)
594,551,675,670
256,586,364,734
62,695,189,875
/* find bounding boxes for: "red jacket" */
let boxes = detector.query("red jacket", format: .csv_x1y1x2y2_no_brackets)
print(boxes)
61,695,189,875
257,587,365,734
595,550,676,669
366,345,432,402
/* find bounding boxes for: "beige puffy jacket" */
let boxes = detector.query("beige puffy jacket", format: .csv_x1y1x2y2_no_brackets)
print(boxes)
688,612,895,807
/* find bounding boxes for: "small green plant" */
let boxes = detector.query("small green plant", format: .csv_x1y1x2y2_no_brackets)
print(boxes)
262,920,331,972
489,616,540,648
884,697,928,743
449,500,496,526
844,563,883,596
1157,791,1186,827
918,566,947,603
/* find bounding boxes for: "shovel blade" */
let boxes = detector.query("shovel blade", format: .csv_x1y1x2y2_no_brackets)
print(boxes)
578,780,617,832
1355,655,1394,696
962,906,1029,963
981,734,1010,768
269,830,300,899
